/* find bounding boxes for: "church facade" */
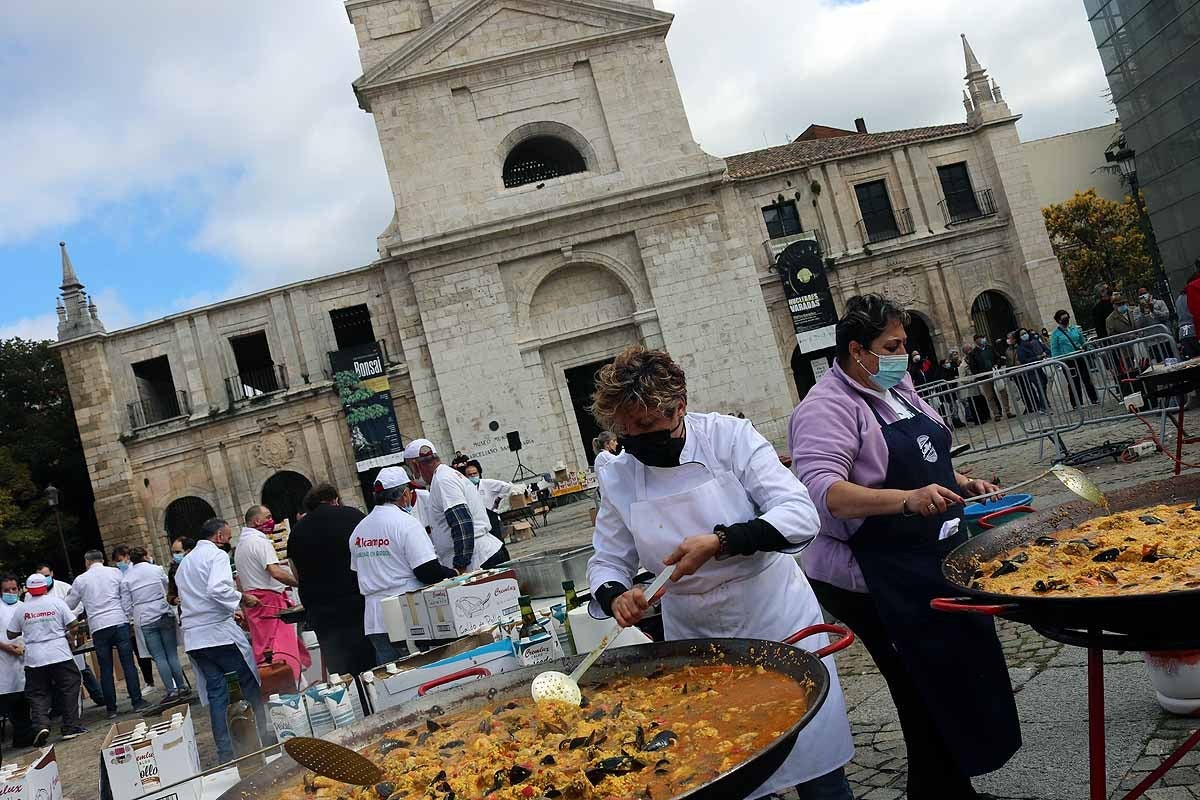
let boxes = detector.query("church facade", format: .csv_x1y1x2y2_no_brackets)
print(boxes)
53,0,1072,557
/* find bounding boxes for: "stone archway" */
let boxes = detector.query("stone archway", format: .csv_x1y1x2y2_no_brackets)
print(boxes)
971,290,1019,348
261,470,312,525
905,311,937,364
163,495,216,543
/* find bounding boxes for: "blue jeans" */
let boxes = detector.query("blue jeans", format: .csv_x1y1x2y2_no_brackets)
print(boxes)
92,624,143,714
141,615,187,694
368,633,401,666
188,644,268,764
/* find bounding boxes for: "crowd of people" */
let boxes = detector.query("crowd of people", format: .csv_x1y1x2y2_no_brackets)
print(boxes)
902,276,1199,427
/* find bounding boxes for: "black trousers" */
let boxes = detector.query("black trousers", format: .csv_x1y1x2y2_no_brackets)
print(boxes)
309,601,376,679
481,545,511,569
25,660,81,733
809,579,979,800
0,691,34,746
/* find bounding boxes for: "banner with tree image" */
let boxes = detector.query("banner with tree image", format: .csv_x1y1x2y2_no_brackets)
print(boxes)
330,343,405,471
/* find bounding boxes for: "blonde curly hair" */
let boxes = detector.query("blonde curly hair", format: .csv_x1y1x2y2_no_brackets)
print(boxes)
590,346,687,433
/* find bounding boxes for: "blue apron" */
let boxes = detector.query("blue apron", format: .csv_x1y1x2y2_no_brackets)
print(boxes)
849,391,1020,776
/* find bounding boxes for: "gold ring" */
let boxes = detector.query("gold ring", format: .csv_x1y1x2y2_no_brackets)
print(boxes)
927,503,937,512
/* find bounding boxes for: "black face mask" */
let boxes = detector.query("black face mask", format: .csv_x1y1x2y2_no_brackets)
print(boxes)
619,419,685,468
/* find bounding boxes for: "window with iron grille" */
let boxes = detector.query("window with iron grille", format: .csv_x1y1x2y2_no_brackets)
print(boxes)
855,180,899,242
130,355,182,425
502,136,587,188
229,331,279,396
762,201,803,239
330,304,376,350
937,162,983,222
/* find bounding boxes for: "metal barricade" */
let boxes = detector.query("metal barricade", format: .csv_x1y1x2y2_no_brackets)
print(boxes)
753,413,793,452
918,360,1085,461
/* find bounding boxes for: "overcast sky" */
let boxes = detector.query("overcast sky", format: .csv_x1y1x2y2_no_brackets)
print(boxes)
0,0,1113,340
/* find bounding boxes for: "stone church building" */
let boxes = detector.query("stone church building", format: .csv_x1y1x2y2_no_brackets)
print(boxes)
53,0,1072,558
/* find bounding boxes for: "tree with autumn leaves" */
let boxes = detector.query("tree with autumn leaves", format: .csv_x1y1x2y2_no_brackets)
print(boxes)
1042,188,1156,318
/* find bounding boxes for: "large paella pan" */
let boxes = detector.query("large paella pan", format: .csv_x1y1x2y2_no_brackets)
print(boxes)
217,625,850,800
938,474,1200,641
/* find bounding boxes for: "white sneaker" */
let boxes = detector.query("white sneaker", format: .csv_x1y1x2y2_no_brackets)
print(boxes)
142,685,159,696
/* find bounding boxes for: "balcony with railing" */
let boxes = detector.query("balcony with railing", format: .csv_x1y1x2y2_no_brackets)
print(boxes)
938,188,997,225
225,364,288,404
857,208,915,245
762,228,830,262
127,391,190,430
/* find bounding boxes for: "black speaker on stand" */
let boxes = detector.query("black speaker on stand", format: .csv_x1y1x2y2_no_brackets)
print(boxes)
507,430,540,483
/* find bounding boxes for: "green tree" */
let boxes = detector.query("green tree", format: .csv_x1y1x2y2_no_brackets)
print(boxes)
0,337,98,576
1042,189,1156,319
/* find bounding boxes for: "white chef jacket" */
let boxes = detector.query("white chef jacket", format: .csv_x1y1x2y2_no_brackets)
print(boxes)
234,527,286,592
120,562,172,629
348,504,440,635
593,449,617,472
7,595,76,669
66,562,128,632
586,413,851,794
426,463,503,571
0,602,25,694
475,478,512,511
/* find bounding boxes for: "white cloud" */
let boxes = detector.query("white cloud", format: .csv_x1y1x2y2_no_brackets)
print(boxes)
658,0,1113,154
0,0,1113,327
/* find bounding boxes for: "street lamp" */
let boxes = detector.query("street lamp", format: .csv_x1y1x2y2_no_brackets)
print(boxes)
1105,142,1175,322
43,484,75,580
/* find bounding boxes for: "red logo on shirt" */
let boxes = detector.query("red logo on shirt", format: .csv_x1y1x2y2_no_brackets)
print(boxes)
355,537,390,548
24,610,56,621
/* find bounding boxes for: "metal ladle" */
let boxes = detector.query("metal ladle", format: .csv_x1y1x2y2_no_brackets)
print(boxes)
964,463,1109,512
532,564,676,706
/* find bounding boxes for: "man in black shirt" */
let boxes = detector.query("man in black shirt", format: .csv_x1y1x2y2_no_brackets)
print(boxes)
1092,282,1113,340
288,483,375,677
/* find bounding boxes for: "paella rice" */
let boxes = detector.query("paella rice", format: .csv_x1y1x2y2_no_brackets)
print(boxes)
972,502,1200,597
289,663,810,800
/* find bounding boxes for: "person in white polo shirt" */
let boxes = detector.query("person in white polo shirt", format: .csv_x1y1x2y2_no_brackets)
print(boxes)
8,573,86,744
67,550,147,719
403,439,508,574
349,465,456,664
0,575,34,748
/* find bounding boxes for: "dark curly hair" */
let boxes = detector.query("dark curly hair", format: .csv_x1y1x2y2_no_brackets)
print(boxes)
835,294,909,360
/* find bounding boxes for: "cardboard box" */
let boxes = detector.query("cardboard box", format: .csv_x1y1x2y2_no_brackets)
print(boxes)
509,521,534,543
423,570,521,639
364,637,518,712
0,746,61,800
100,704,201,800
381,590,433,642
509,492,528,510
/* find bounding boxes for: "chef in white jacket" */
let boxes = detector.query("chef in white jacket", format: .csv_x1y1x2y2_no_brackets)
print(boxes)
586,346,854,800
592,431,619,472
176,517,268,764
0,575,33,747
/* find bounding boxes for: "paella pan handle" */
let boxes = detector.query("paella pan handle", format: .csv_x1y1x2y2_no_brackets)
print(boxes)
783,623,855,658
978,505,1035,530
929,597,1018,616
417,666,492,697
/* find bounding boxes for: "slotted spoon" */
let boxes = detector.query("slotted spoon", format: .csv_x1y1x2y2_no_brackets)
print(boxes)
965,463,1108,512
283,736,383,786
532,564,676,706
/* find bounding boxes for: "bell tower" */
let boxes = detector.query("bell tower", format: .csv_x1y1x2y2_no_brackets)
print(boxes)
961,34,1012,128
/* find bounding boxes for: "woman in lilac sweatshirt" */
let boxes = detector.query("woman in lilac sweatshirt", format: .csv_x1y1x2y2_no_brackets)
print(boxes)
789,294,1020,800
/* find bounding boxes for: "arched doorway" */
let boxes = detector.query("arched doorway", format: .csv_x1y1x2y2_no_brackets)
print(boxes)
790,346,835,402
163,496,216,542
905,313,936,364
261,471,312,525
971,291,1019,348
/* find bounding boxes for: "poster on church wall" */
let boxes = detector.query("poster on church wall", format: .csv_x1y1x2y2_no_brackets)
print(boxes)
777,239,838,353
330,343,406,471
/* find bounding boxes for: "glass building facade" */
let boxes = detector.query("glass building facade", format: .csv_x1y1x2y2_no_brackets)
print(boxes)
1086,0,1200,289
